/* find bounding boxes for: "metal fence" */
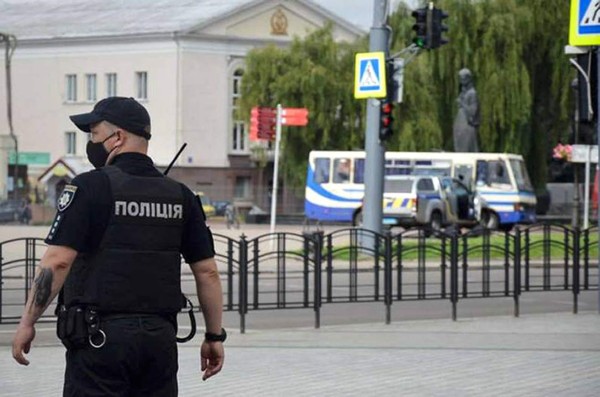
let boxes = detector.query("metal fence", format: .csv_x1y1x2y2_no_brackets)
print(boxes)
1,224,598,332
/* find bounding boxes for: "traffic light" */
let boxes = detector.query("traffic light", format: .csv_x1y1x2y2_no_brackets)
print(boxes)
387,58,404,103
430,7,449,49
411,7,429,49
379,99,394,141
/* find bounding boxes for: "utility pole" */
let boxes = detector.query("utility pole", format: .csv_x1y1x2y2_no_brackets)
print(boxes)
363,0,389,236
596,47,600,314
0,33,17,202
571,78,580,229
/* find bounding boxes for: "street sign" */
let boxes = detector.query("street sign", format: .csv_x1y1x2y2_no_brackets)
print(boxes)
354,52,387,99
281,108,309,126
569,0,600,46
250,107,276,141
9,151,50,165
571,144,598,163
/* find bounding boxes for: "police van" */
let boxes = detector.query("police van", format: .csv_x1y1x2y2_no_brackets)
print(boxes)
354,175,476,231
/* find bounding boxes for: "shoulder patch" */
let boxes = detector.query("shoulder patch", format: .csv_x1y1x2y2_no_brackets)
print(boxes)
57,185,78,212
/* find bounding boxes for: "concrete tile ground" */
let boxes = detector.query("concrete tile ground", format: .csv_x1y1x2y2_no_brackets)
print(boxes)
1,312,599,396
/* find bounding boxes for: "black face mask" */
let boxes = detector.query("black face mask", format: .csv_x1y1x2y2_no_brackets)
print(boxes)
86,132,117,168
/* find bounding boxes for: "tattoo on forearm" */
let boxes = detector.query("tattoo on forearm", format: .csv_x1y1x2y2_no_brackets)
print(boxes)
32,268,53,309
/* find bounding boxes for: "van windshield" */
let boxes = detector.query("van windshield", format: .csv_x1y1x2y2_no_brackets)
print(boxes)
384,179,413,193
510,159,534,191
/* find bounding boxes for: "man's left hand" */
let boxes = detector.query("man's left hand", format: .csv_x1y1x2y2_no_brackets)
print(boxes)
200,340,224,381
12,324,36,365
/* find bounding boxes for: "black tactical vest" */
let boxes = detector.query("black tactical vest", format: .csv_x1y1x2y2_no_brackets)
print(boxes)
63,166,185,314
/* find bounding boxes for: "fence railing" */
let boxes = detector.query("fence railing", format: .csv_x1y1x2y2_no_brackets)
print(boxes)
1,224,598,332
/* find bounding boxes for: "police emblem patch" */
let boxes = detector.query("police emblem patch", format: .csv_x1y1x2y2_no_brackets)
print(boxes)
57,185,78,212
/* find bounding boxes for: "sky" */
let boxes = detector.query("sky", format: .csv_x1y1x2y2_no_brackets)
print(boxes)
318,0,417,31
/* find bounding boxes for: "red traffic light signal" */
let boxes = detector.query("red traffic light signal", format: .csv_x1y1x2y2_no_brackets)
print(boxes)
379,100,394,141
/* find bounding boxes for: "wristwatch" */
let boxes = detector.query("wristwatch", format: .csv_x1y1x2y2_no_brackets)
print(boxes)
204,328,227,342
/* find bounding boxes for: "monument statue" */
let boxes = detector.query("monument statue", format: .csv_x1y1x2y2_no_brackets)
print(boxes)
453,68,480,152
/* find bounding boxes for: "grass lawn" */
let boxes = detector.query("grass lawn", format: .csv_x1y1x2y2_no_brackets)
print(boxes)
324,233,599,261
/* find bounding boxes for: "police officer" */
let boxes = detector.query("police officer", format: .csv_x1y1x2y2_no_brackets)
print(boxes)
12,97,225,396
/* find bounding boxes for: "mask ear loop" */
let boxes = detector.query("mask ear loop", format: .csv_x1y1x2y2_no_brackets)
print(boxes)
104,131,121,165
101,131,118,144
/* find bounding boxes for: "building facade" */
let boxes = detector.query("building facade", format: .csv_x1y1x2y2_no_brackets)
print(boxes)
0,0,363,212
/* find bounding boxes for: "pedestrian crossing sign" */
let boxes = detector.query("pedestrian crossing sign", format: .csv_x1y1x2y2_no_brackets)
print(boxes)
570,0,600,46
354,52,387,99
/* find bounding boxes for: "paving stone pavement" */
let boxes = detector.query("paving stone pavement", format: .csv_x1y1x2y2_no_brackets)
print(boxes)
1,312,599,396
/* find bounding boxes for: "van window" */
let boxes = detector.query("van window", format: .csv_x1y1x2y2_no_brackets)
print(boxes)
489,160,511,185
314,158,330,184
385,159,411,175
354,158,365,184
454,164,473,187
417,178,435,192
476,160,489,185
333,158,351,183
476,160,511,186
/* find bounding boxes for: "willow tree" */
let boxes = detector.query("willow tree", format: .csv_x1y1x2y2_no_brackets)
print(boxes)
387,3,444,151
387,0,572,187
241,1,573,189
240,25,367,188
517,0,572,187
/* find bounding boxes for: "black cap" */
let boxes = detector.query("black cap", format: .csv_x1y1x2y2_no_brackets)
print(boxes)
69,97,151,139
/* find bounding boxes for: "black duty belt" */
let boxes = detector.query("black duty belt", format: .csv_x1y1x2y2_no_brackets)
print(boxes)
98,299,197,343
57,300,197,349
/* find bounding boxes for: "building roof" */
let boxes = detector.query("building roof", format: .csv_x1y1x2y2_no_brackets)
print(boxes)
0,0,250,39
0,0,364,40
37,156,93,184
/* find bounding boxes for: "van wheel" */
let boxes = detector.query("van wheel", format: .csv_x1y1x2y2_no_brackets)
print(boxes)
429,211,443,233
481,211,499,230
352,209,363,227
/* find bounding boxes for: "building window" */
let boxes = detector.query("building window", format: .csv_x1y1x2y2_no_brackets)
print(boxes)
232,120,246,152
85,74,97,102
65,131,76,155
66,74,77,102
135,71,147,100
106,73,117,97
234,176,252,198
231,68,246,152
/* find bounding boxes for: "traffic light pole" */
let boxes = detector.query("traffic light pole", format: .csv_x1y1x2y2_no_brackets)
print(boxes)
596,47,600,314
363,0,389,236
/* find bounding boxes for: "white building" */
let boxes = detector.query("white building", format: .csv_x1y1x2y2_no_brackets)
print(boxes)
0,0,363,211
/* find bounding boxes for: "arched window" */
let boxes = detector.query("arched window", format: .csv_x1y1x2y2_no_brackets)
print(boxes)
231,68,246,153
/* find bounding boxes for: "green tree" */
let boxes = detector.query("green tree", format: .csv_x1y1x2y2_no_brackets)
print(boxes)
241,1,574,190
240,25,367,187
388,0,571,188
517,0,572,188
387,3,443,151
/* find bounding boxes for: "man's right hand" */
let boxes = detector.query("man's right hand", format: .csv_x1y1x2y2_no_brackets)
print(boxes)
12,324,36,366
200,340,224,381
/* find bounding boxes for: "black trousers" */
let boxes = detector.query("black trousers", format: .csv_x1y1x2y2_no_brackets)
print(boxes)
63,315,178,397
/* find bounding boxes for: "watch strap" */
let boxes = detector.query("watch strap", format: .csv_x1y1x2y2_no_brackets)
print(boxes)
204,327,227,342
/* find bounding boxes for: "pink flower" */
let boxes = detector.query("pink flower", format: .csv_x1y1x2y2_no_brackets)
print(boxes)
553,143,572,161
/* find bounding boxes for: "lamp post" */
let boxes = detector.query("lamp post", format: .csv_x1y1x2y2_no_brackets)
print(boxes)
0,33,18,202
572,78,580,229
